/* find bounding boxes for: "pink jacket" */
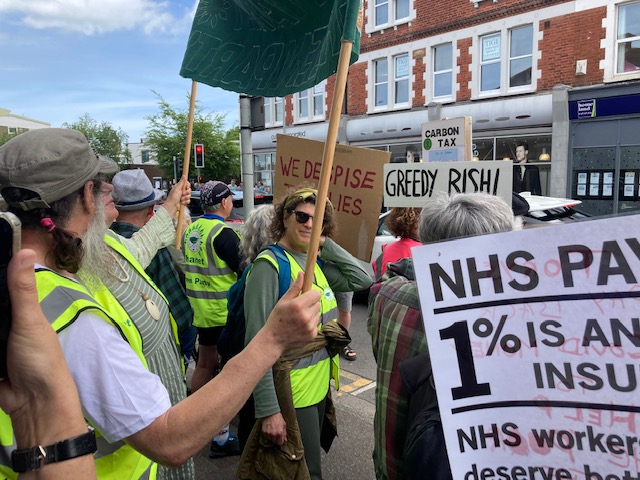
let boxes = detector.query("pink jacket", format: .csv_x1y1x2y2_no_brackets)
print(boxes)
372,237,422,281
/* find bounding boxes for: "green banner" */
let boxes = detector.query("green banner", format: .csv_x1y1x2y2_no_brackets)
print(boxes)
180,0,361,97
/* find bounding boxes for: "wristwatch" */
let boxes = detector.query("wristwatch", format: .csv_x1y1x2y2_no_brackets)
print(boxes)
11,427,97,473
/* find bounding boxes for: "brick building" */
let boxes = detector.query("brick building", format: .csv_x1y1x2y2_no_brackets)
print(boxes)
250,0,640,217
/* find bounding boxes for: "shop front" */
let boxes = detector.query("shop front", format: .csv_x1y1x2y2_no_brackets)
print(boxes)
568,83,640,217
250,94,558,198
345,94,555,196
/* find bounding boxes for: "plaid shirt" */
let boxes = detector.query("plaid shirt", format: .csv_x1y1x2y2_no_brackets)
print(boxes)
111,221,196,358
367,258,428,480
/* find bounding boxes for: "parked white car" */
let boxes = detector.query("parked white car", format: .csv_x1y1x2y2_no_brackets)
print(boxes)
519,193,591,226
356,211,395,278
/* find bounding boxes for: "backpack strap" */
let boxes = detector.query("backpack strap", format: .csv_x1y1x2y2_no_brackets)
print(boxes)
265,244,292,299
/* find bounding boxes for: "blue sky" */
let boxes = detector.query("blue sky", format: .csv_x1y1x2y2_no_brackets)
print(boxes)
0,0,239,143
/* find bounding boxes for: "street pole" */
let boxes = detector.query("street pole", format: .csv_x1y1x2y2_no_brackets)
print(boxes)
239,94,254,216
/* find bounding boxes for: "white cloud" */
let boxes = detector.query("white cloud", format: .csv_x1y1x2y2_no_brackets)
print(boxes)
0,0,195,35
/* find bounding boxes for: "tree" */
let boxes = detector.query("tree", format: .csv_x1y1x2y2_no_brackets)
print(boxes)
143,92,240,183
62,114,131,165
0,131,19,147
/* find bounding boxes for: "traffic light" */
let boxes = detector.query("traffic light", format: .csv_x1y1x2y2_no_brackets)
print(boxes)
194,144,205,168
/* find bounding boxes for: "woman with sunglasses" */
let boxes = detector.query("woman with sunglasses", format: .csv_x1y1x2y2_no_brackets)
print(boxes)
238,187,372,480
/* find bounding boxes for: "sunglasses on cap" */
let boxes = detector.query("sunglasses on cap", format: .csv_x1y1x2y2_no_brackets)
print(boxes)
289,210,329,226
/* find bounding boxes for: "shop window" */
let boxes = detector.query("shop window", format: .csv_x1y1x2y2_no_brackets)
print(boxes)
571,147,617,216
295,82,325,122
389,142,422,163
371,0,411,30
264,97,284,127
372,54,410,110
473,135,551,195
479,25,533,95
433,42,453,99
253,152,275,193
616,1,640,74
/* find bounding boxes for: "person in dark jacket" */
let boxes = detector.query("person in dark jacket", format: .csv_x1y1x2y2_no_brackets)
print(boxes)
512,141,541,195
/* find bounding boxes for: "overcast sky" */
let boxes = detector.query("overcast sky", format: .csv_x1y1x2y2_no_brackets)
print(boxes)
0,0,239,143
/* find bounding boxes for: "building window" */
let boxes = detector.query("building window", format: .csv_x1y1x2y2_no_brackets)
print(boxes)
313,84,324,117
509,25,533,87
373,54,410,109
371,0,411,30
7,127,17,134
479,25,533,94
264,97,284,126
141,150,150,163
480,33,501,92
616,1,640,74
295,83,325,122
298,90,309,119
375,0,389,26
394,55,410,104
374,58,389,107
433,42,453,98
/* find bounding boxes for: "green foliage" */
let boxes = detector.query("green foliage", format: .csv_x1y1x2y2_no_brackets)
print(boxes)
143,92,240,182
0,131,19,147
62,114,131,165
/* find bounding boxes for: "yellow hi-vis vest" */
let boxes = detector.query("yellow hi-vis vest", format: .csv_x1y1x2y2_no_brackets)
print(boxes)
252,249,340,408
0,268,157,480
183,218,239,328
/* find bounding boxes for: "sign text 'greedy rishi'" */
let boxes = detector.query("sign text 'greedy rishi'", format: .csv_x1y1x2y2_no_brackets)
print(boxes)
384,161,512,207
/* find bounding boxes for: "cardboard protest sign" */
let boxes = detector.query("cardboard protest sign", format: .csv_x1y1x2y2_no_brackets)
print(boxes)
412,216,640,480
384,161,512,207
422,116,472,162
275,134,390,261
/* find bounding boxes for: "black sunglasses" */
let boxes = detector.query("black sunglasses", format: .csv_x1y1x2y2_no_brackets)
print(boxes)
290,210,328,226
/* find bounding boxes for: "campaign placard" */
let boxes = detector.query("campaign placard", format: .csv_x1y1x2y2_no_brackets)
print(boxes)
383,161,512,207
412,216,640,480
422,117,472,162
274,134,390,261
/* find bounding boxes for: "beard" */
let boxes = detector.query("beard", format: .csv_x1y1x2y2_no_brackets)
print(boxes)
77,194,113,291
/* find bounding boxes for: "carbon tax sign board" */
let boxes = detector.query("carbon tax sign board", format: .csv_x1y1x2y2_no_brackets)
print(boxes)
412,215,640,480
383,161,512,207
422,116,472,162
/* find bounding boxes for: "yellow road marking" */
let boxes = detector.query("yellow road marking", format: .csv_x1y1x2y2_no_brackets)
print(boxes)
336,373,373,397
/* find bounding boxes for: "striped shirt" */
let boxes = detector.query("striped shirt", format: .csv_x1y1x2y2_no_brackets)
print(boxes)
105,249,194,480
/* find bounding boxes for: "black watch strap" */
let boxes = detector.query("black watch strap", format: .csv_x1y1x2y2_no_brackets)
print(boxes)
11,427,97,473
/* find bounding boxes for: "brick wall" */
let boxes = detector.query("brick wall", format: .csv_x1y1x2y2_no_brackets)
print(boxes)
538,7,607,90
347,63,368,115
457,37,473,101
361,0,573,52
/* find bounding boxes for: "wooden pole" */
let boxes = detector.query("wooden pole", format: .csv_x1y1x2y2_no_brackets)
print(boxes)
302,40,352,293
175,80,198,249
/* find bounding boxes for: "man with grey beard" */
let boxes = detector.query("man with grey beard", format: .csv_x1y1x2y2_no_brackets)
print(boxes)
0,129,324,480
81,171,193,480
74,166,193,480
